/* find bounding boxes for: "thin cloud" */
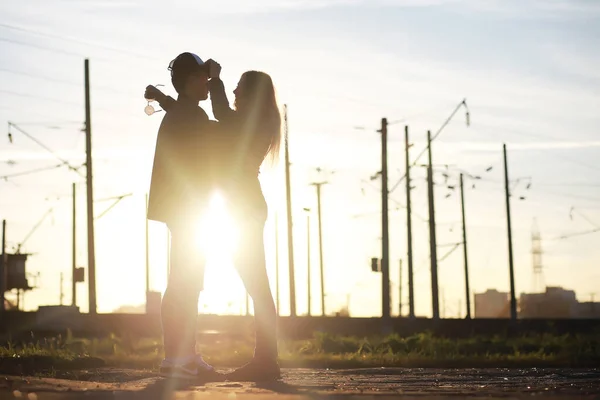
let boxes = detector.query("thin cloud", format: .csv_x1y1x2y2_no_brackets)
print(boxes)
461,0,600,18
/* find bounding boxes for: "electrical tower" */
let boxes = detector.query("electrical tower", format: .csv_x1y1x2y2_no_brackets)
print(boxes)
531,218,544,293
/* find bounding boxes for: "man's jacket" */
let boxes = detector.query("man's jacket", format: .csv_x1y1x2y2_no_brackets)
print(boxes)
147,97,215,225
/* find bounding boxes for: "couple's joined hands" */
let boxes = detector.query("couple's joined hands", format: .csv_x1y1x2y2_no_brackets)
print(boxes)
144,59,221,102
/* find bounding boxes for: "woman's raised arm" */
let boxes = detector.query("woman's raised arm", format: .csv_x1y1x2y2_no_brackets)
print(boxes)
208,77,235,122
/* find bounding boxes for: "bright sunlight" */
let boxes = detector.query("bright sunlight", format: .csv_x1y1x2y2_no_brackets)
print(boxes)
193,192,249,315
195,192,240,261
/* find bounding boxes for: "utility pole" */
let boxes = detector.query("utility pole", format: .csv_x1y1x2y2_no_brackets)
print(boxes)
503,143,517,320
145,194,150,302
72,183,77,307
84,59,97,315
398,259,402,317
1,219,6,316
304,208,311,316
284,105,297,317
459,174,471,319
310,181,328,316
274,213,280,314
427,130,440,320
405,126,415,319
380,118,391,320
60,272,64,306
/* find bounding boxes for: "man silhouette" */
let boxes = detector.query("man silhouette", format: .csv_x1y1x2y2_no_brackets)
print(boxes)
146,52,221,379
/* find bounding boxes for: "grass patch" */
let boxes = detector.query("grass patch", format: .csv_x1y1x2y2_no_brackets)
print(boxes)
0,330,598,376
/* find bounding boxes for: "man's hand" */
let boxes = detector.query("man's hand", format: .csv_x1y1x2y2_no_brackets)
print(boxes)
144,85,164,101
205,59,221,79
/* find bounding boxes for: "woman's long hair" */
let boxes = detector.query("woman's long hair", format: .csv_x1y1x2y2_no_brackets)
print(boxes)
235,71,282,164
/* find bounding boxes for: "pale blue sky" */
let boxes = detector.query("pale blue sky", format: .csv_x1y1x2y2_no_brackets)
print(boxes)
0,0,599,316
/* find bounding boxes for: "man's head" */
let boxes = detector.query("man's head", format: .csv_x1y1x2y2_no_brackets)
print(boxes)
168,52,209,101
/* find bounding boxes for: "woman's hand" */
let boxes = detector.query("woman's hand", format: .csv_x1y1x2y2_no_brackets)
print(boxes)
205,59,222,79
144,85,165,102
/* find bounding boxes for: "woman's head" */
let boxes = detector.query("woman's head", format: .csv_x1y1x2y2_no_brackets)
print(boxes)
233,71,281,162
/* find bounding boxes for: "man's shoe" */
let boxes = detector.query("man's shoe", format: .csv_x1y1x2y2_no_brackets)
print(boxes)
159,355,223,381
159,357,199,379
226,358,281,382
195,355,225,382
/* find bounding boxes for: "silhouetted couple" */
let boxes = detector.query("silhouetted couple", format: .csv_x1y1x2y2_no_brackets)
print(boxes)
144,52,280,382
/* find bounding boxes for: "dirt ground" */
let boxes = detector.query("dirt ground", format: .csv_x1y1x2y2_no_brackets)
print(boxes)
1,367,599,399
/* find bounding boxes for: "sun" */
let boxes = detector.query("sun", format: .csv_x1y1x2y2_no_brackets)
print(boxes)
195,192,240,261
193,192,249,314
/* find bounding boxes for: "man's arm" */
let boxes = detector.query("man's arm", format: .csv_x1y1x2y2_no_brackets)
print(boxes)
145,85,177,112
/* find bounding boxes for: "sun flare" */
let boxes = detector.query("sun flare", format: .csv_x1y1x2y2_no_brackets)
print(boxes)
195,192,240,262
193,192,248,314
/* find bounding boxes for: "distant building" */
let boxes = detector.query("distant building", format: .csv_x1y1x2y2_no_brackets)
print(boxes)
519,286,579,318
477,286,598,319
474,289,510,318
575,302,600,319
3,253,35,312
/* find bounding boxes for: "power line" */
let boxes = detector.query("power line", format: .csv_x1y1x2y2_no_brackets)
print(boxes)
0,67,81,87
549,153,600,173
0,23,97,47
533,191,600,203
0,36,89,58
0,163,66,180
473,123,566,142
389,99,469,193
470,123,600,172
439,243,461,263
354,104,456,131
95,193,133,220
569,207,599,229
0,67,136,97
7,120,82,128
0,89,82,108
358,177,429,221
0,104,80,122
8,122,85,177
548,228,600,241
444,172,600,203
535,182,600,188
0,23,161,62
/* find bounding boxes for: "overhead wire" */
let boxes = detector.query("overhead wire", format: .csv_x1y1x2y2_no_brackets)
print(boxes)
0,163,67,180
548,228,600,241
0,66,139,98
7,122,85,177
0,36,90,58
0,22,162,62
388,99,469,193
0,89,82,108
0,67,81,87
